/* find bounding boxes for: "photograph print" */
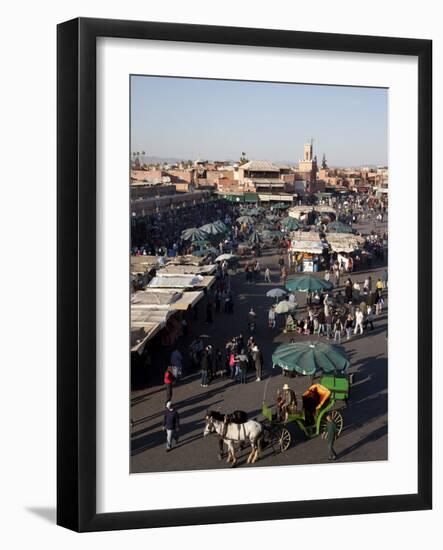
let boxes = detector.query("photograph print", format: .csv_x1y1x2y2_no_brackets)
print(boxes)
130,75,388,474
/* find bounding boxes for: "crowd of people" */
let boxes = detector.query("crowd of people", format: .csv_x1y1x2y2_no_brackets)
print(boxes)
186,331,265,388
267,272,387,345
130,192,388,457
131,200,240,255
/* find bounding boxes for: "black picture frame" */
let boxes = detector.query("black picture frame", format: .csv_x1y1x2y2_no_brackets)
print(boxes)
57,17,432,532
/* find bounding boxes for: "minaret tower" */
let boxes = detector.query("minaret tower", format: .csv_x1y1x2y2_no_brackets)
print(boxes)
321,153,328,170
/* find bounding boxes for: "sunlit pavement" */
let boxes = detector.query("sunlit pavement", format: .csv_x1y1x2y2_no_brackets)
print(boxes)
130,218,388,473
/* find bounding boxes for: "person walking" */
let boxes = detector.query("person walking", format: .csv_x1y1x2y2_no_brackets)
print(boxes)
215,347,224,378
200,348,210,387
317,308,326,335
376,290,385,315
345,313,353,340
381,269,388,289
163,401,180,452
334,266,340,287
207,344,215,380
325,312,332,339
322,413,338,461
333,317,343,343
363,276,370,294
364,305,375,331
354,308,364,335
237,350,249,384
252,344,263,381
170,348,183,378
264,267,271,283
164,366,175,404
228,350,236,380
376,277,383,292
281,266,288,285
345,279,353,304
268,306,276,329
254,260,261,281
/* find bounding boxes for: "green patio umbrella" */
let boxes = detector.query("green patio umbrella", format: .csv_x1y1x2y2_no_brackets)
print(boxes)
212,220,229,233
192,239,212,247
326,221,354,234
256,221,274,230
271,202,290,210
262,229,281,239
237,215,255,224
281,217,303,231
272,341,350,376
181,227,208,241
285,275,333,293
200,222,226,235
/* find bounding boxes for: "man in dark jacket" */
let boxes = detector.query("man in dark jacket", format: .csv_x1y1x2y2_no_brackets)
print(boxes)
163,401,180,452
323,413,338,460
200,348,210,387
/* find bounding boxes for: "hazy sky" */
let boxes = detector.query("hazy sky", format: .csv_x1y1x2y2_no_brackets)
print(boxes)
131,76,388,166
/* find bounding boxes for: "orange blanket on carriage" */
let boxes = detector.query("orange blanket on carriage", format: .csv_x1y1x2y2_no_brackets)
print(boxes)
302,384,331,413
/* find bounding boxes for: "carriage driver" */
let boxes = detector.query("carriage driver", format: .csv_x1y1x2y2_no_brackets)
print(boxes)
277,384,297,421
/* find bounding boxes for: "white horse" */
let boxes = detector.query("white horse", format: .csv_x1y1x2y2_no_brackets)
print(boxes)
203,413,263,466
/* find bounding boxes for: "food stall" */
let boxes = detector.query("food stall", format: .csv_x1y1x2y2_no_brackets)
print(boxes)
289,240,326,272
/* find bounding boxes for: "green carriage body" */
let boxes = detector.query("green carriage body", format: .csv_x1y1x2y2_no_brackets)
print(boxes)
262,375,349,449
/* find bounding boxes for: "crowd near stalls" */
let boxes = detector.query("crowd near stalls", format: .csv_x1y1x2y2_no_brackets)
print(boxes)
131,200,236,255
284,195,388,274
130,193,388,394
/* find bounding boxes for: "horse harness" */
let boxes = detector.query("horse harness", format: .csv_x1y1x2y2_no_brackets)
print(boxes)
221,416,247,441
206,410,249,441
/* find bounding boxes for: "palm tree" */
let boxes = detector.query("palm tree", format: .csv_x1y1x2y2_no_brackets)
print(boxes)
239,152,249,165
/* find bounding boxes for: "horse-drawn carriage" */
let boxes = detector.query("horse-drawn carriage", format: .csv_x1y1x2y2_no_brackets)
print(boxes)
261,375,349,453
203,372,350,465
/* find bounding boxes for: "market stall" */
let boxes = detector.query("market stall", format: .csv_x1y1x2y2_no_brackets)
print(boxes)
130,308,175,354
160,264,216,276
289,239,327,272
131,288,204,310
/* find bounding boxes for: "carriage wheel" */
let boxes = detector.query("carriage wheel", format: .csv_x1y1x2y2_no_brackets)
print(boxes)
320,410,344,436
271,427,291,452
